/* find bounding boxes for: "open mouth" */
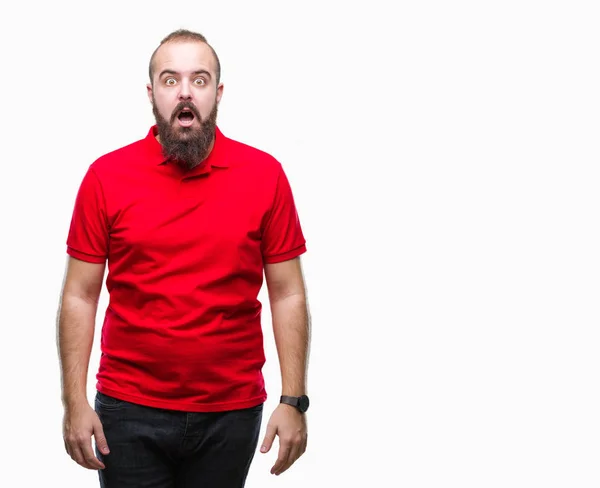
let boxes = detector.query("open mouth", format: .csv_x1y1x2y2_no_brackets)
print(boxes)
177,109,196,126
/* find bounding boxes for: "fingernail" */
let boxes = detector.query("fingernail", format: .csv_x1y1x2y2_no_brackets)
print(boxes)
260,446,267,452
102,448,109,453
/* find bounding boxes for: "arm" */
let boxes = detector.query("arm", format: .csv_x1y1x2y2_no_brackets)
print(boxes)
260,256,311,476
265,257,311,397
56,255,109,470
57,256,105,408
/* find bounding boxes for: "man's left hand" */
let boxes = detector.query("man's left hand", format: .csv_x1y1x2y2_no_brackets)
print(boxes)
260,403,308,475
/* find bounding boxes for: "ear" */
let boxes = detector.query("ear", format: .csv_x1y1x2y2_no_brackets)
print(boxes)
216,83,224,104
146,83,153,104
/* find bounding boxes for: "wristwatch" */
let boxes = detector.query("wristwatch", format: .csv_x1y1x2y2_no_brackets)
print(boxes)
280,395,310,413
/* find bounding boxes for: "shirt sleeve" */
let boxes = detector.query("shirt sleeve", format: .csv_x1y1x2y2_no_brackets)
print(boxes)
261,164,307,263
66,167,109,263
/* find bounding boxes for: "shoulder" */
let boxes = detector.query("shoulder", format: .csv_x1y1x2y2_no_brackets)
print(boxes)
88,134,150,176
224,134,283,175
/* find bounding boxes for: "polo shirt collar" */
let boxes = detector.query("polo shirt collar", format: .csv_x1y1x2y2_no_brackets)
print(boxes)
144,125,230,169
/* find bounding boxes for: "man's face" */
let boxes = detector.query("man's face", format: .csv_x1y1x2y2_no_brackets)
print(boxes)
147,40,223,169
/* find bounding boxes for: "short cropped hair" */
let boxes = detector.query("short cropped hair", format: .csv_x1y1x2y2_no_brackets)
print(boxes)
148,29,221,86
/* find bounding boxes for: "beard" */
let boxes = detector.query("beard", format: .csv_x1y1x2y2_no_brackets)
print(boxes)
152,97,218,170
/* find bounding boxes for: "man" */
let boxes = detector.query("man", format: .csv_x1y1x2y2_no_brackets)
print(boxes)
57,29,311,488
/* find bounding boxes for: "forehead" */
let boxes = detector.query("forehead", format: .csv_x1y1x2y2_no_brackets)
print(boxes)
153,41,216,77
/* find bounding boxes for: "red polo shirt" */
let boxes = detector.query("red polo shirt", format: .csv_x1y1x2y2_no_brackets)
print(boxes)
66,125,306,412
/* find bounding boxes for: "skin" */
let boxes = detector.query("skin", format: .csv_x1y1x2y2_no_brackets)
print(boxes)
57,257,108,470
58,39,311,476
147,40,223,147
262,257,311,476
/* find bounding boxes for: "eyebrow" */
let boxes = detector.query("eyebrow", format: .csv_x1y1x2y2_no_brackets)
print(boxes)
158,69,212,79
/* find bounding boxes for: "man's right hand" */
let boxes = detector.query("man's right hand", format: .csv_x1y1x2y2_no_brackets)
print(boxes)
62,401,110,470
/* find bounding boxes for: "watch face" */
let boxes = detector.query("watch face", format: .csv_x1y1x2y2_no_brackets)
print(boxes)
298,395,310,412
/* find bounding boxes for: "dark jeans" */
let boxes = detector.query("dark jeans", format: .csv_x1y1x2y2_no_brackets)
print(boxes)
94,391,263,488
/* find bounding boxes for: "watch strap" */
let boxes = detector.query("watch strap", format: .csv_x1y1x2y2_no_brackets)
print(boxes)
280,395,299,406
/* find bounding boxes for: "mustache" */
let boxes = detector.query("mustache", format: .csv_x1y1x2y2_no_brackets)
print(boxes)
170,102,202,123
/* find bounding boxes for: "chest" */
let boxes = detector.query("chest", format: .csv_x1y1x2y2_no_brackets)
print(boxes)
105,171,267,263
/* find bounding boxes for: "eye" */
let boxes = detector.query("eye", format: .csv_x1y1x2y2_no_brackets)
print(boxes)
194,78,206,86
165,78,177,86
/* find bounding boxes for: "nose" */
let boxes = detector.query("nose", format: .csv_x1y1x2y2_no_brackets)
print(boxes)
178,80,192,101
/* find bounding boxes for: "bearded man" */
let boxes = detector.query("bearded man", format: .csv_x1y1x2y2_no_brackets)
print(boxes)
57,29,311,488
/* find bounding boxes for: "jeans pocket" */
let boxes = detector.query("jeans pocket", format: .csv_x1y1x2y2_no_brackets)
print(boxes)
244,402,264,414
95,391,127,411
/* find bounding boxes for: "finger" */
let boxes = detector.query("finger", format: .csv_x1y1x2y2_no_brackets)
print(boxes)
280,432,308,475
78,438,105,470
271,443,291,475
69,443,86,467
260,423,277,454
93,417,110,455
275,442,301,476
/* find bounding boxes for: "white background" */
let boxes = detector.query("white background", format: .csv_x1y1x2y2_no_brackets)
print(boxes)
0,0,599,486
